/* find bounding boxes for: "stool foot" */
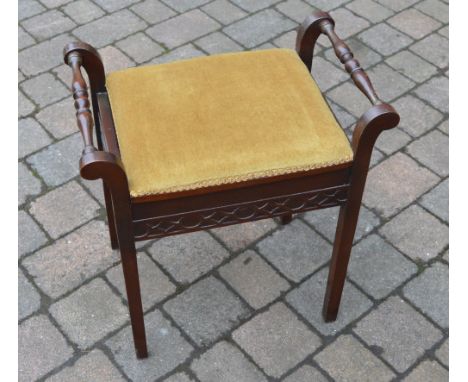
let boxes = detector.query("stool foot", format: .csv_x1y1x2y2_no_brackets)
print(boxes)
280,213,293,225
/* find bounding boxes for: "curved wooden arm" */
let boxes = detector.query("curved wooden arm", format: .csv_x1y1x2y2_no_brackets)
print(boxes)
66,52,97,154
297,11,379,105
63,42,127,188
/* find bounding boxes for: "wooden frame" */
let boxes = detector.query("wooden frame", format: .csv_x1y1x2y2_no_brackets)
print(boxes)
63,10,399,359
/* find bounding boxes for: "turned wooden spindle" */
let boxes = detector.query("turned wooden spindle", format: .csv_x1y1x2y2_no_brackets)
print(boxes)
67,52,96,154
319,21,380,105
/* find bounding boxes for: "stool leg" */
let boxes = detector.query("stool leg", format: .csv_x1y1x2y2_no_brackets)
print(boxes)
102,181,119,249
322,200,361,322
113,197,148,359
280,213,293,225
120,243,148,359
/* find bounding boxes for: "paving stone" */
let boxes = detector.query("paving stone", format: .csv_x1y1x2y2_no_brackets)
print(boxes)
26,133,81,187
404,360,448,381
19,90,35,117
231,0,282,12
21,72,68,107
23,220,119,298
407,130,448,176
147,10,220,49
358,23,413,56
354,296,443,372
99,45,135,73
387,50,437,83
393,95,443,137
346,0,394,22
30,180,100,239
325,37,382,68
148,231,230,284
162,0,212,11
36,98,76,139
151,44,205,64
18,163,42,205
164,276,250,345
367,63,415,101
50,278,128,348
435,338,448,367
116,33,165,64
380,205,448,261
276,0,315,23
388,8,441,39
286,268,373,335
282,365,328,382
73,10,146,48
18,70,25,83
415,76,449,113
191,341,267,382
19,315,73,382
19,0,45,20
375,0,419,11
311,56,348,91
328,100,356,129
18,269,41,320
41,0,73,7
80,178,105,205
370,147,385,168
438,25,448,38
403,262,448,328
92,0,139,12
304,205,380,243
411,34,448,69
348,234,417,299
219,250,290,309
163,373,194,382
19,26,34,50
211,219,277,252
420,179,448,222
62,0,105,24
233,302,321,378
130,0,176,25
19,118,52,160
19,210,48,260
46,349,125,382
363,153,439,218
106,309,194,381
257,219,332,282
19,34,72,76
327,81,371,117
416,0,449,23
273,30,297,49
303,0,349,11
224,9,295,49
195,32,243,54
22,10,76,40
315,334,395,381
375,127,412,154
202,0,247,25
329,8,370,40
106,253,176,312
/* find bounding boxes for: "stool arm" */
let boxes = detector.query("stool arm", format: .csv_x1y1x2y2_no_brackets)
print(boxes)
63,42,126,183
65,51,97,155
297,11,379,105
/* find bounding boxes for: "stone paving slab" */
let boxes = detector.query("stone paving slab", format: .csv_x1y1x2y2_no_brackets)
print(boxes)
18,0,449,380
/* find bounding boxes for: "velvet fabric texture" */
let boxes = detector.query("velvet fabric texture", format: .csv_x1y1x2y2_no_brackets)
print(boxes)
106,49,353,197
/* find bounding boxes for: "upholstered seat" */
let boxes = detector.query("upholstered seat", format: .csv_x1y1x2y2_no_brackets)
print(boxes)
106,48,353,197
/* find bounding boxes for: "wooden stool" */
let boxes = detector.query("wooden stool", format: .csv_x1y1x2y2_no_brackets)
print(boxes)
63,10,399,359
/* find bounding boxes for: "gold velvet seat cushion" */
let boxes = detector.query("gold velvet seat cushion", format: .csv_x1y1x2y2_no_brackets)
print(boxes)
106,49,353,197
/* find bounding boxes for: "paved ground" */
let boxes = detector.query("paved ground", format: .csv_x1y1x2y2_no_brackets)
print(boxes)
18,0,449,381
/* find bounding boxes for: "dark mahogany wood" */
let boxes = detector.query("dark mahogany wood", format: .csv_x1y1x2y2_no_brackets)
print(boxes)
62,9,399,359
